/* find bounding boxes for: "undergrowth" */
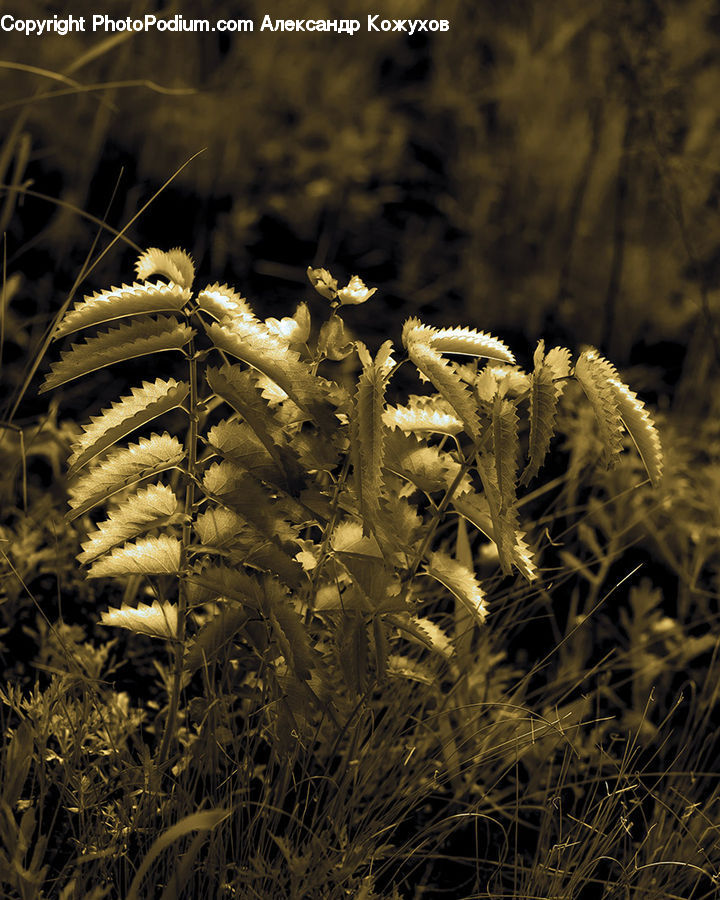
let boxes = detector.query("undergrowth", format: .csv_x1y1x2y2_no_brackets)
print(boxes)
6,247,715,900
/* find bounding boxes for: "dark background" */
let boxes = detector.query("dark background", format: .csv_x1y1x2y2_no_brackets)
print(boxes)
2,0,719,420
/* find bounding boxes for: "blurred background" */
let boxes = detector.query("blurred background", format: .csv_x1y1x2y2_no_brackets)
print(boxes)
1,0,719,411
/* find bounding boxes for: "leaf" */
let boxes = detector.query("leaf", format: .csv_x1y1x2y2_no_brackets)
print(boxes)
41,316,193,392
491,396,520,514
99,600,178,640
54,281,191,339
453,490,537,582
67,432,184,520
184,603,248,674
202,461,298,543
196,282,256,324
402,318,515,363
187,564,264,609
521,341,570,484
353,341,394,535
206,418,291,487
337,611,370,694
574,349,625,467
194,506,246,548
135,247,195,289
383,430,472,498
78,483,181,563
194,507,304,587
606,377,663,486
68,378,189,473
206,319,337,432
206,365,305,490
388,613,454,661
386,654,435,685
265,587,316,681
430,327,515,363
424,550,487,625
383,396,463,436
87,535,182,578
406,340,481,441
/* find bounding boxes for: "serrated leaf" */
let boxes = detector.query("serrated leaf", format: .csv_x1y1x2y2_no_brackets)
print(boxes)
384,430,472,497
388,613,454,661
383,397,463,436
54,281,191,339
424,550,487,625
353,340,394,536
68,378,189,472
406,340,481,441
430,326,515,363
402,318,515,363
574,349,625,467
78,483,181,563
607,377,663,486
135,247,195,288
184,603,248,674
195,506,246,548
453,489,537,582
386,654,435,685
492,396,520,513
99,600,178,639
207,320,337,432
337,611,370,693
206,365,305,490
42,316,193,392
206,418,289,486
67,432,184,520
187,564,264,609
522,341,572,484
266,589,316,681
202,461,298,543
196,283,256,324
87,535,182,577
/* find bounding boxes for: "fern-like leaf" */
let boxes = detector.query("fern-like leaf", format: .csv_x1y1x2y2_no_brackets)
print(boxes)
78,483,181,563
607,377,663,486
574,349,625,466
353,341,394,535
135,247,195,289
383,395,463,436
403,318,514,363
100,600,179,640
87,535,182,578
41,316,193,392
430,326,515,363
492,396,520,513
207,319,337,432
453,489,537,582
406,340,481,441
68,378,189,473
196,283,256,324
424,550,487,624
388,612,454,660
206,418,290,487
67,433,184,520
384,430,472,498
202,461,298,544
206,366,305,491
184,603,248,674
54,281,191,339
521,341,570,484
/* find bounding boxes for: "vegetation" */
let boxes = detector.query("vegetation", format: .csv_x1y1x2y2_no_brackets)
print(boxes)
1,3,719,898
